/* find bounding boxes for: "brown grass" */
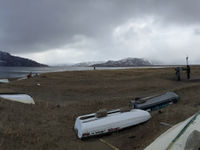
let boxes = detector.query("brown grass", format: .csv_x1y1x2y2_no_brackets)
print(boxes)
0,66,200,150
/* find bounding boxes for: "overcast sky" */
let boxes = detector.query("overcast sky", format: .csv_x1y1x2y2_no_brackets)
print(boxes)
1,0,200,65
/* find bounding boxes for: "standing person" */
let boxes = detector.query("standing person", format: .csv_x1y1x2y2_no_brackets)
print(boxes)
27,72,32,79
186,65,190,79
175,67,181,81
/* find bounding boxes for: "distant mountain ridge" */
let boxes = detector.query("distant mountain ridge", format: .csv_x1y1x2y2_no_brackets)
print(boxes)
0,51,48,67
92,58,152,67
73,61,104,67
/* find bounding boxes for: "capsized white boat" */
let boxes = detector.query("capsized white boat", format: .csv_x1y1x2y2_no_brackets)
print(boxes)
0,79,9,83
74,109,151,139
0,93,35,104
145,111,200,150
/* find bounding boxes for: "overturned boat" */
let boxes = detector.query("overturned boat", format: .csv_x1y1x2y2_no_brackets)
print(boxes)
0,79,9,83
0,93,35,104
74,109,151,139
130,92,179,111
145,110,200,150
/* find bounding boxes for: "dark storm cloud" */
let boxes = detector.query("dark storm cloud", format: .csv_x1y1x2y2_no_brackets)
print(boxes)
0,0,200,55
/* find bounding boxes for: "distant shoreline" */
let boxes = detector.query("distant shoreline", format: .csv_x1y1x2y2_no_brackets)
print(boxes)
1,65,199,79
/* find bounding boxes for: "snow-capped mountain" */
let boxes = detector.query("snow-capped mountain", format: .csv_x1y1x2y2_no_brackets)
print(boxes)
73,61,105,67
92,58,152,67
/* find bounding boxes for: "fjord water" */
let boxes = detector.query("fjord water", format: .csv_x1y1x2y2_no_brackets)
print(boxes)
0,66,164,78
0,66,128,78
0,66,93,78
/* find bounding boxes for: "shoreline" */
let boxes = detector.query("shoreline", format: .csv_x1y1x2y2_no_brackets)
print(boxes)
1,64,199,79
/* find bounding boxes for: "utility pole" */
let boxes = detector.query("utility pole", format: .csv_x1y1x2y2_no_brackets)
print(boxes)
186,56,189,66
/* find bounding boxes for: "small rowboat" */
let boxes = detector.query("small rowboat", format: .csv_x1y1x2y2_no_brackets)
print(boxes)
145,111,200,150
74,109,151,139
131,92,179,111
0,93,35,104
0,79,9,83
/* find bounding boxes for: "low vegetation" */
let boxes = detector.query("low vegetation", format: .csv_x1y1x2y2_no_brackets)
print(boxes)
0,66,200,150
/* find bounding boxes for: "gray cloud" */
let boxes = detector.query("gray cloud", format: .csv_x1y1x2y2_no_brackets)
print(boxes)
0,0,200,64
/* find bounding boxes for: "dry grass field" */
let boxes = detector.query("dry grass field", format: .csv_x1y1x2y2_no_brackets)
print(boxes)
0,66,200,150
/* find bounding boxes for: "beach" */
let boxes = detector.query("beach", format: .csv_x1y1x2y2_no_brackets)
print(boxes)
0,66,200,150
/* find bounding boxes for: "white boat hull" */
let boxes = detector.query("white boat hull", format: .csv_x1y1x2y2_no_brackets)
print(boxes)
145,111,200,150
0,94,35,104
0,79,9,83
74,109,151,139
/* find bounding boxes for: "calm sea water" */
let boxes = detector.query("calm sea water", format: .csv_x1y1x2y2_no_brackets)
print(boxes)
0,66,165,78
0,66,91,78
